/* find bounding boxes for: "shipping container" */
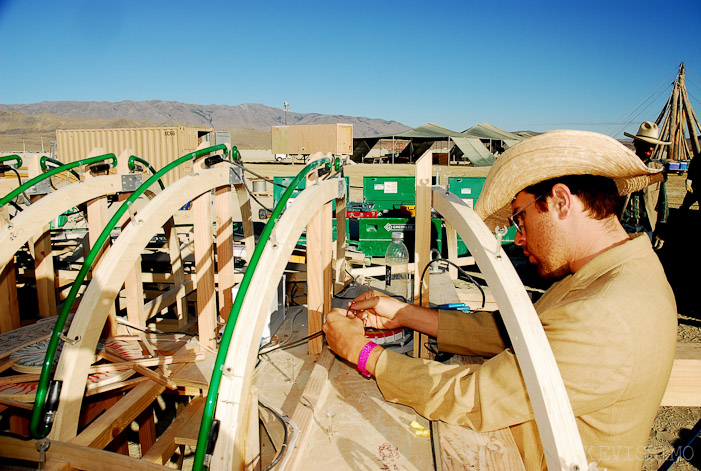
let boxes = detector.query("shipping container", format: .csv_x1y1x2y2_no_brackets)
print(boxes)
271,123,353,156
56,127,216,187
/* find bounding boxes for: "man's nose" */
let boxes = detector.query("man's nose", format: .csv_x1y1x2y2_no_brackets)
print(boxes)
514,229,526,247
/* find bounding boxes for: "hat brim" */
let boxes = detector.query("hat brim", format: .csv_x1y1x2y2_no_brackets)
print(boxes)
475,130,665,230
623,131,670,146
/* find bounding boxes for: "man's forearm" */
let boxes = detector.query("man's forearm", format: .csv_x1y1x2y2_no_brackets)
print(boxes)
397,304,439,337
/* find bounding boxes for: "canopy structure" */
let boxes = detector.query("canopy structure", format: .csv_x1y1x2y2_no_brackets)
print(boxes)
463,122,525,149
353,122,522,166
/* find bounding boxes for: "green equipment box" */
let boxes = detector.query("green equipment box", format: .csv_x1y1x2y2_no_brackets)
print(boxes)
349,217,444,258
447,176,516,253
363,176,417,211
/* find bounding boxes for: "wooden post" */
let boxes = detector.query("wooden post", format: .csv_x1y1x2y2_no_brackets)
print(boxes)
334,186,348,289
193,171,217,349
116,150,146,327
233,183,255,265
215,185,235,322
413,151,432,358
25,154,57,318
306,153,332,354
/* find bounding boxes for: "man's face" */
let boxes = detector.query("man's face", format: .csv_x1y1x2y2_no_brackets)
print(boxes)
511,191,570,279
633,140,655,161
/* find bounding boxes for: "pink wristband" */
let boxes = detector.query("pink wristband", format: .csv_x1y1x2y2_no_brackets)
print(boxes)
357,341,378,377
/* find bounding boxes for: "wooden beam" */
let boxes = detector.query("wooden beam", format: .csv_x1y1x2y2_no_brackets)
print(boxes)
413,151,432,358
215,184,235,321
141,395,205,465
661,342,701,406
70,378,166,449
0,436,172,471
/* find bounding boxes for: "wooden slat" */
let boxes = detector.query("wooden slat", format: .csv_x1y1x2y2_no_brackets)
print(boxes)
70,377,167,449
661,342,701,406
0,436,172,471
414,151,432,358
142,396,205,465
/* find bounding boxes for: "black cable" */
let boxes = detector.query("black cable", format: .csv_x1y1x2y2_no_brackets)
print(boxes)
118,320,197,337
230,160,288,189
419,258,486,309
258,330,323,356
8,167,31,207
259,401,289,471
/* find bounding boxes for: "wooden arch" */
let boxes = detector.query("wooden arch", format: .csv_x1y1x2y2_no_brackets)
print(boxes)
0,174,124,268
211,178,344,471
49,165,238,440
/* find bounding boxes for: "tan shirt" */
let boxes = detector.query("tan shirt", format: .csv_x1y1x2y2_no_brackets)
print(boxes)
375,235,677,471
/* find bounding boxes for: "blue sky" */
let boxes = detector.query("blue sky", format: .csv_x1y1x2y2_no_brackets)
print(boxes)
1,0,700,138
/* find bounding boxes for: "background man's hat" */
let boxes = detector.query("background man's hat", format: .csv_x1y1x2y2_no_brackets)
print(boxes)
475,129,664,229
623,121,670,146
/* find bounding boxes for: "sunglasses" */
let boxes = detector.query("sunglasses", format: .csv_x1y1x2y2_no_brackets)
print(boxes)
508,195,543,233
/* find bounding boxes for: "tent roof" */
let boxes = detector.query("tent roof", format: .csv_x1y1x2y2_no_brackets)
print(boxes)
451,137,496,166
462,122,525,143
374,122,464,139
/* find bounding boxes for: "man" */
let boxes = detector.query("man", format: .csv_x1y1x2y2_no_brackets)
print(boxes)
680,152,699,213
622,121,669,247
324,130,677,471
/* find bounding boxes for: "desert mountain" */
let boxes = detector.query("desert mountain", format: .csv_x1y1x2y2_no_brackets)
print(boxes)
0,101,410,138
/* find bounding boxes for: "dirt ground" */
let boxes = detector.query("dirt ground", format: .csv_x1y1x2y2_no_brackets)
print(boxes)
242,160,701,470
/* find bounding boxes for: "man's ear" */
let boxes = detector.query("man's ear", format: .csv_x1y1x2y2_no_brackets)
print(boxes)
550,183,572,219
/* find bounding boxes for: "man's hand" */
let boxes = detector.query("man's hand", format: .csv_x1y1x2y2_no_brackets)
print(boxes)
323,308,370,366
686,179,694,193
653,235,665,250
347,290,407,330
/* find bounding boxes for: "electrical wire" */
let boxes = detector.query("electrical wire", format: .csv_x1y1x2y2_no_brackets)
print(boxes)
418,258,486,309
258,400,289,471
258,330,323,357
8,167,31,208
230,160,288,189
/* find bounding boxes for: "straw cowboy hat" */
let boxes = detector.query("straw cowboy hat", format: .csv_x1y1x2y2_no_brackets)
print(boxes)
623,121,670,146
474,129,665,229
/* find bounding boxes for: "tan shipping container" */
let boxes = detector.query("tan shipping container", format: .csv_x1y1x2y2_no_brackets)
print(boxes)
271,123,353,156
56,127,215,187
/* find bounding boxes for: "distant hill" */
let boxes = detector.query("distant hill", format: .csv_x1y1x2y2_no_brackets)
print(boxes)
0,100,411,153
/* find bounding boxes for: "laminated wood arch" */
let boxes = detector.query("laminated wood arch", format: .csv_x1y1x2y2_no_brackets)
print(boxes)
431,188,589,471
0,174,125,268
49,165,237,440
210,178,344,471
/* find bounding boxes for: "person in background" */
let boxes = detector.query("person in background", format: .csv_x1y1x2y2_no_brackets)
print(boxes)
680,150,700,213
323,130,677,471
621,121,670,248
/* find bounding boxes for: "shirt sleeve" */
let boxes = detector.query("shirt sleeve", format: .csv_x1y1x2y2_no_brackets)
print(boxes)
437,309,508,357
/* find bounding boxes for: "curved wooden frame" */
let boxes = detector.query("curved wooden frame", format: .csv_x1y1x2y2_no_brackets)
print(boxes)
432,188,588,471
209,176,588,470
49,166,235,440
211,178,344,470
0,174,124,268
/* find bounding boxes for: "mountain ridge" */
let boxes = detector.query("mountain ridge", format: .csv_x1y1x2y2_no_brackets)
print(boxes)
0,100,411,138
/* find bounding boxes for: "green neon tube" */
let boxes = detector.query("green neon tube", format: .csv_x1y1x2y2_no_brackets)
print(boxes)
192,157,333,471
0,154,117,208
0,154,22,168
40,156,82,182
29,144,228,438
128,155,165,190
